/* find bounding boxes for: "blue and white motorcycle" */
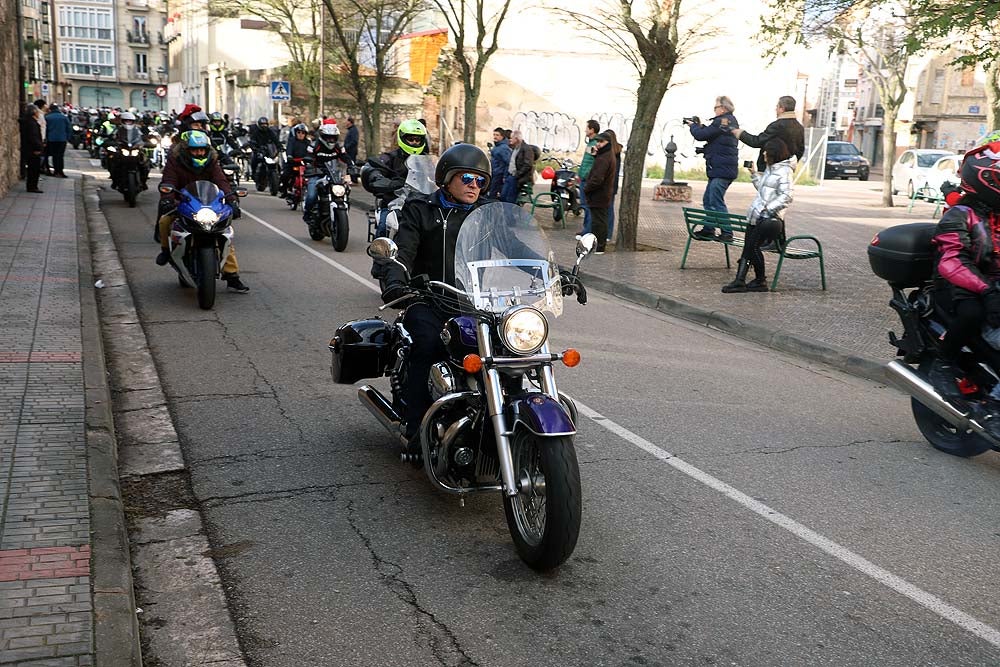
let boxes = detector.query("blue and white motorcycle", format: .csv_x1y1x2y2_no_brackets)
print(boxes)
157,181,247,310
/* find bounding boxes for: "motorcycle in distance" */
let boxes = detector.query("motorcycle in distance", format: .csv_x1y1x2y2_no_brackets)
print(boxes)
306,160,351,251
285,157,311,211
539,154,583,223
253,143,282,196
869,222,1000,458
330,202,597,570
107,126,147,208
365,154,438,242
70,122,86,150
150,131,171,170
157,181,248,310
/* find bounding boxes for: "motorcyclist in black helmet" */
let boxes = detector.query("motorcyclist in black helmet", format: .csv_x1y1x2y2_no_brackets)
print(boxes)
280,122,311,198
249,116,282,180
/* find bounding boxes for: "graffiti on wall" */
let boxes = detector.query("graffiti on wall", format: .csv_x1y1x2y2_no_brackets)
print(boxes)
590,112,634,147
511,111,581,153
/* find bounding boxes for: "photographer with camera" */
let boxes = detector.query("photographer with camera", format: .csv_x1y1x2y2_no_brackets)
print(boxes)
685,96,740,241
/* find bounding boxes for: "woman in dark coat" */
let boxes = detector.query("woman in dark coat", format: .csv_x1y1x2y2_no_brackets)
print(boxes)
20,105,44,193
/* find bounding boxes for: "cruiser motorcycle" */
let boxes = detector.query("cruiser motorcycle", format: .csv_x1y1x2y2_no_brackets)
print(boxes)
158,181,247,310
870,222,1000,457
330,203,595,570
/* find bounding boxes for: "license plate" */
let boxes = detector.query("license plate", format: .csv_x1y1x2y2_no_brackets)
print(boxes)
844,169,857,174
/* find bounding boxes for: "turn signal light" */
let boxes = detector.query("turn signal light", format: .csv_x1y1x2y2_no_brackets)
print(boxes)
463,354,483,373
562,348,581,367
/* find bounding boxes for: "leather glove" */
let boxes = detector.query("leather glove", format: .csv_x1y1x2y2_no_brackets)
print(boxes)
381,282,408,306
985,286,1000,327
559,270,588,305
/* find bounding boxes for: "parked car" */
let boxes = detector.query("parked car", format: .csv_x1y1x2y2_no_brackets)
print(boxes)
823,141,870,180
921,154,963,200
891,149,954,198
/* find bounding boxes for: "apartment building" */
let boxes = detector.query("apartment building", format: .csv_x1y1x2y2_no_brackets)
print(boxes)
911,49,988,152
21,0,57,101
54,0,168,109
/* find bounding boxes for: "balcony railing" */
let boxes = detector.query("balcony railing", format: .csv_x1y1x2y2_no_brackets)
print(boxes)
126,30,150,44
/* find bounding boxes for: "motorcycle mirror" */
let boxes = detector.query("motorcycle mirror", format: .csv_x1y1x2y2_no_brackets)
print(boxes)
576,233,598,257
367,237,399,262
158,184,175,195
235,187,248,198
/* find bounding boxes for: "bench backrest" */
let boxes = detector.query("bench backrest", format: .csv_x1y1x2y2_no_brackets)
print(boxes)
682,207,748,231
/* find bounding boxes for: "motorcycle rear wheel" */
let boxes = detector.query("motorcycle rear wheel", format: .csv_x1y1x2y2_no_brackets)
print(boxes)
331,209,349,252
195,246,217,310
308,224,325,241
503,432,581,571
912,360,993,457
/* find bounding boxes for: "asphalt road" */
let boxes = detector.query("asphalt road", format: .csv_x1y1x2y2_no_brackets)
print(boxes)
98,177,1000,667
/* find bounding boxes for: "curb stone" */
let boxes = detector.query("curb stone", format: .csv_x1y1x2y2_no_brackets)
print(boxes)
578,268,889,384
83,178,249,667
76,176,144,667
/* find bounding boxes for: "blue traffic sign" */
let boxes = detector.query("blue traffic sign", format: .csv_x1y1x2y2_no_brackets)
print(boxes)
270,81,291,102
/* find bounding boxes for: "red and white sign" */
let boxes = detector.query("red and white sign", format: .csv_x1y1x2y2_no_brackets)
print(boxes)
155,85,167,98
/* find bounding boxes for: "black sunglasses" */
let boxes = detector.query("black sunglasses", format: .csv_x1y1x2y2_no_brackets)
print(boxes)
460,173,486,188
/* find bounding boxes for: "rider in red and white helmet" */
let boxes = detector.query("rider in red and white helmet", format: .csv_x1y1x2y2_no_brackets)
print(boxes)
929,137,1000,394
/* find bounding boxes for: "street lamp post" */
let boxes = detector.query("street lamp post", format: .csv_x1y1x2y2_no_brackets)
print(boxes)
91,67,104,108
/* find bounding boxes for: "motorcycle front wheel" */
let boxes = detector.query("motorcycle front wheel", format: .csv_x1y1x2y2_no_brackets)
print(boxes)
269,169,280,196
195,246,218,310
125,171,138,208
912,359,993,457
331,209,349,252
503,432,581,571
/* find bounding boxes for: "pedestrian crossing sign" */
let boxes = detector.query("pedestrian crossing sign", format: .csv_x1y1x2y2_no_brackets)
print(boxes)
270,81,291,102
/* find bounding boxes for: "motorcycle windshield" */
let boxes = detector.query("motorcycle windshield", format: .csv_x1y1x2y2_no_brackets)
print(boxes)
453,202,563,317
404,155,438,195
124,126,144,147
184,181,222,206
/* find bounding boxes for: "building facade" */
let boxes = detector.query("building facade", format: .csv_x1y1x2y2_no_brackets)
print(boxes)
21,0,57,102
911,50,988,152
53,0,169,110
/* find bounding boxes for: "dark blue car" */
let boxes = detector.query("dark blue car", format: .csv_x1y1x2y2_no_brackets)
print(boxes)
824,141,870,181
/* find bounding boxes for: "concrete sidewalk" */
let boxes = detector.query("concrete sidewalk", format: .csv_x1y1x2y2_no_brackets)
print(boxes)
539,179,945,381
0,175,140,665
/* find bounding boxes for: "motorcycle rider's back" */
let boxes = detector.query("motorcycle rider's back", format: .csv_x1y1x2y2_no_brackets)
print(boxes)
929,142,1000,393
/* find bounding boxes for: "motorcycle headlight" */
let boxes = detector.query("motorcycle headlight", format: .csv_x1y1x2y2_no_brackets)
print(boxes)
149,138,158,146
331,184,346,197
193,207,220,229
73,125,80,131
501,306,548,354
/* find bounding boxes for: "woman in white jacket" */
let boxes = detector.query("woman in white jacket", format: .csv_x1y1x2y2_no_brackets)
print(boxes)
722,137,794,293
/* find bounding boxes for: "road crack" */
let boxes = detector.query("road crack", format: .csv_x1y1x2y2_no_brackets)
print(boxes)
345,499,479,667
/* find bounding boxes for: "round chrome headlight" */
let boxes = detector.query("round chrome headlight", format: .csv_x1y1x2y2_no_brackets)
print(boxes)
501,306,548,354
193,207,220,229
331,184,346,197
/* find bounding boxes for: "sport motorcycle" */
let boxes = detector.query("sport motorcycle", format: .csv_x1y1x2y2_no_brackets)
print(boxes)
306,160,351,251
330,202,595,570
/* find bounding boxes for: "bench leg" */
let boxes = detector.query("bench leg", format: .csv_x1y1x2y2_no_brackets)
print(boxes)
724,242,731,269
770,251,787,291
680,236,693,269
818,249,827,290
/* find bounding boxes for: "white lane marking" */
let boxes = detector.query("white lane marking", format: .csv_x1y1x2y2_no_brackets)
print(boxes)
574,398,1000,649
246,205,1000,650
242,209,379,294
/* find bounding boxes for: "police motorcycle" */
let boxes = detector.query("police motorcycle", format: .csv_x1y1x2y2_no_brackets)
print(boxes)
539,154,583,222
307,159,351,251
107,126,148,208
365,154,438,242
157,181,248,310
330,202,596,570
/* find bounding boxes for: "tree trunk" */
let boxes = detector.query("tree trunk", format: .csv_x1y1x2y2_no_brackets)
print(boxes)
618,68,672,251
986,60,1000,133
462,83,477,144
881,105,898,207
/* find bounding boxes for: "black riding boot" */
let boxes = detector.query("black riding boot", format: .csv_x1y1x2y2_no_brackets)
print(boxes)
722,259,750,293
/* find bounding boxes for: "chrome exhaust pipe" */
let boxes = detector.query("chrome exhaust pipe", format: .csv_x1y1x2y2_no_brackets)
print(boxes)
358,385,403,441
884,360,987,436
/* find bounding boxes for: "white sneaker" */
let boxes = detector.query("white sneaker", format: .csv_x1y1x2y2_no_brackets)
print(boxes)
594,250,605,255
574,234,582,240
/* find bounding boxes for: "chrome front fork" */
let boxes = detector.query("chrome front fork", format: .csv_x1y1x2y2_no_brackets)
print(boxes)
478,322,519,496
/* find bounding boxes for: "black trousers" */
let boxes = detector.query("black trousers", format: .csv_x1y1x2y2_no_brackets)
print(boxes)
24,153,41,190
401,303,448,437
941,298,985,359
590,206,608,251
48,142,67,175
738,224,767,279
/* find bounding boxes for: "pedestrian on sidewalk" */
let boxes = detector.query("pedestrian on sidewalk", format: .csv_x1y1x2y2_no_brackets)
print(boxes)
577,119,600,234
20,104,44,193
686,95,739,240
489,127,512,200
44,104,72,178
583,132,616,254
731,95,804,172
500,131,537,204
604,129,622,244
722,137,794,293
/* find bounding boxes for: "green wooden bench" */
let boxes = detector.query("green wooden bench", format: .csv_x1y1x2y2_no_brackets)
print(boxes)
680,207,827,291
530,192,565,228
908,184,944,217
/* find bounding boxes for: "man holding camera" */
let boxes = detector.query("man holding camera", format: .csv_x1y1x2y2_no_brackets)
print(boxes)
685,96,740,241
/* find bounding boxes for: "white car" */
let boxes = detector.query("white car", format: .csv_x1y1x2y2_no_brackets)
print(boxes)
891,149,955,198
921,154,963,200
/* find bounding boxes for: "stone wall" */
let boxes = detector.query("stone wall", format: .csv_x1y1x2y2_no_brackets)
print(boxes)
0,0,21,198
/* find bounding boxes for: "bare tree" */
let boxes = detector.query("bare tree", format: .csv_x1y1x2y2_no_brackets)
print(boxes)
761,0,922,206
551,0,691,251
431,0,514,144
323,0,426,154
235,0,324,117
